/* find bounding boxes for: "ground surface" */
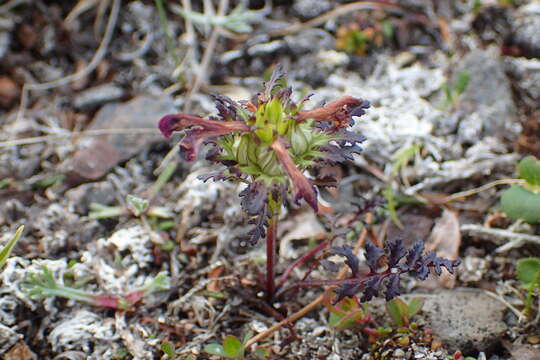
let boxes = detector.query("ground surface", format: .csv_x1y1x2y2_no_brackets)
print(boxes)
0,0,539,359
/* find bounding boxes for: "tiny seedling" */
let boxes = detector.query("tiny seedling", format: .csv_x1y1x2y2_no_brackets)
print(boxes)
204,334,245,360
205,332,271,360
501,156,540,223
24,267,170,310
385,297,424,328
323,290,372,331
516,257,540,316
0,225,24,270
441,71,470,109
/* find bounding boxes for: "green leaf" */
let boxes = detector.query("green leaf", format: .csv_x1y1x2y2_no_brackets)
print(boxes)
407,298,424,318
386,297,409,327
383,186,403,229
0,225,24,269
161,341,175,357
501,185,540,223
204,344,227,357
516,258,540,289
518,156,540,187
126,195,149,217
223,335,244,358
453,71,470,95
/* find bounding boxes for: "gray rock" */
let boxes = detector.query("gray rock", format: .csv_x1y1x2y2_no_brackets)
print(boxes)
65,181,116,214
454,49,520,143
63,95,175,183
511,11,540,59
284,29,335,56
292,0,332,20
421,289,507,353
73,84,126,110
505,57,540,103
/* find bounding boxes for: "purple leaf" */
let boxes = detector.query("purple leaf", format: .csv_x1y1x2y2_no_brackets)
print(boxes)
360,276,382,302
406,240,425,268
239,182,268,216
385,273,401,301
386,239,407,267
365,241,384,273
330,245,359,277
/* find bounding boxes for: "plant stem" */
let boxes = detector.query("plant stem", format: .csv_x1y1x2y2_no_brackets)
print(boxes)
266,210,278,301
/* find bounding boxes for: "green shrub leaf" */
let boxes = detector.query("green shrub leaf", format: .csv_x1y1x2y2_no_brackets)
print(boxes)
518,156,540,187
516,258,540,290
407,298,424,318
501,185,540,223
386,297,409,327
204,344,226,357
223,335,244,358
0,226,24,269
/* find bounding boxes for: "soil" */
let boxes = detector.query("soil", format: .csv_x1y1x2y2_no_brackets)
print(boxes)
0,1,539,359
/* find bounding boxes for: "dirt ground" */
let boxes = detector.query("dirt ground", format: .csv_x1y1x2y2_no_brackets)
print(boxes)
0,0,539,359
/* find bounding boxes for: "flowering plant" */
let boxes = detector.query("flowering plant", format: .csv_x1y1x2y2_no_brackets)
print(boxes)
158,66,459,302
159,66,369,299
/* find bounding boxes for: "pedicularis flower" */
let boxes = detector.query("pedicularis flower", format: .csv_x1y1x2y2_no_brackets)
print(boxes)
158,67,370,244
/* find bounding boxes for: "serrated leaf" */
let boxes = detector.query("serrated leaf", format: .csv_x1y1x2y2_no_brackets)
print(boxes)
518,156,540,187
386,297,409,327
516,258,540,289
204,344,226,357
223,335,244,358
126,195,149,217
501,185,540,223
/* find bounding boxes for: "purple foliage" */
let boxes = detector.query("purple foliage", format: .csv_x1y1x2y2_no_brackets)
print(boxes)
330,239,460,304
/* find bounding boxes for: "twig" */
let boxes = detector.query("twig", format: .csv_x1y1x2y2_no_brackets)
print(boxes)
442,179,525,203
0,128,158,148
244,213,372,349
156,0,228,174
483,290,526,323
16,0,120,122
267,1,404,37
460,224,540,252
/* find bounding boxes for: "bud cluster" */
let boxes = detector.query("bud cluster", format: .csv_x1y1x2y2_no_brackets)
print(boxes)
158,66,370,244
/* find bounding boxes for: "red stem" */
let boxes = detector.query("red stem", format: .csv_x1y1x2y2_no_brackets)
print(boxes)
276,240,330,291
266,212,279,301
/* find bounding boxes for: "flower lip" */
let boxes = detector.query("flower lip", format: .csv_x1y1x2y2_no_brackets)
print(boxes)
296,96,369,127
158,113,250,161
271,137,318,212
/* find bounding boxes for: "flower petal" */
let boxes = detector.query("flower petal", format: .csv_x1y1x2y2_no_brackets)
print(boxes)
158,114,249,161
296,96,369,127
271,137,318,212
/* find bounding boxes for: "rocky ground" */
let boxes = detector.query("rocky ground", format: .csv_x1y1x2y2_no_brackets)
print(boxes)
0,0,539,359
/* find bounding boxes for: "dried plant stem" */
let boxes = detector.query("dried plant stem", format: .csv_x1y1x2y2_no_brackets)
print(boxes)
442,178,525,203
275,240,330,292
267,1,403,37
266,210,279,302
0,128,157,148
16,0,120,122
461,224,540,252
245,213,372,348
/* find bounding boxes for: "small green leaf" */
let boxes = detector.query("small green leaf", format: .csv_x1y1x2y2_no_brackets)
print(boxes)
516,258,540,289
518,156,540,187
386,297,409,327
383,187,403,229
501,185,540,223
204,343,227,357
255,346,271,358
0,225,24,269
161,341,175,357
223,335,244,358
407,298,424,318
454,71,470,95
126,195,149,217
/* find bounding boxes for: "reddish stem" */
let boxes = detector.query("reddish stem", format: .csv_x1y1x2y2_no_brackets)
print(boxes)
276,240,330,291
266,212,279,301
